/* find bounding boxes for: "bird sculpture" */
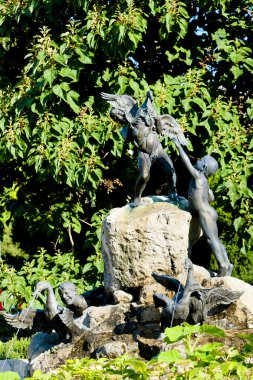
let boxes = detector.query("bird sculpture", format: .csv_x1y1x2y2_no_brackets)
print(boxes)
152,259,243,328
3,281,84,343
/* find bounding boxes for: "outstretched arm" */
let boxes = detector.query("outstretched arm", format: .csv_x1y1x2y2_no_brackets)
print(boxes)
171,138,198,179
34,281,59,320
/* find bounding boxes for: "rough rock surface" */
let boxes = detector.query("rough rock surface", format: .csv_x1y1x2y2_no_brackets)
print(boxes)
193,264,211,284
113,290,133,304
12,197,253,376
202,276,253,329
0,359,29,379
28,301,160,374
93,341,139,359
102,196,201,300
82,303,130,331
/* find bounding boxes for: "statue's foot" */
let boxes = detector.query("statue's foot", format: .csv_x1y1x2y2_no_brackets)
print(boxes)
130,197,153,208
168,192,178,202
217,267,227,277
225,263,234,276
130,198,141,208
217,263,233,277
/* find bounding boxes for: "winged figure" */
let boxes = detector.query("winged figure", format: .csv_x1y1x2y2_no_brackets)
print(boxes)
152,259,243,328
102,90,187,206
3,281,85,343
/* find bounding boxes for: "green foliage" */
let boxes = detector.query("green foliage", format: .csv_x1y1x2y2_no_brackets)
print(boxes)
1,223,27,259
0,337,30,359
0,248,101,311
157,323,253,379
0,0,252,283
0,373,20,380
20,324,253,379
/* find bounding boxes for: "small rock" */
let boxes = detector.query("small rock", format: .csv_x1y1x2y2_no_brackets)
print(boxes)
93,341,138,359
193,264,211,284
82,304,130,331
0,359,29,379
113,290,133,304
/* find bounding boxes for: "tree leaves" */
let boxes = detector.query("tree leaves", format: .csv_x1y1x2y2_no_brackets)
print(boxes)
0,0,252,278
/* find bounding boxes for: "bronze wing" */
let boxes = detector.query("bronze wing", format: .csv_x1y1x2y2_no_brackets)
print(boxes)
201,287,243,316
101,92,138,119
3,309,52,333
160,114,188,146
152,272,184,293
57,307,87,342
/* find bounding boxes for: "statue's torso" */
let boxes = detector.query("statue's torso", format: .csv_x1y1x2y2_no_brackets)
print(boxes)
132,118,161,155
188,174,216,218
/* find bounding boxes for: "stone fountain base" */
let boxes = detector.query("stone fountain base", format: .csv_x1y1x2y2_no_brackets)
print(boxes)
28,273,253,375
3,197,253,377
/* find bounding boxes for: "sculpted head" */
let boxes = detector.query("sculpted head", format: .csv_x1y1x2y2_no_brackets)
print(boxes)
58,282,77,306
110,107,127,124
194,155,218,177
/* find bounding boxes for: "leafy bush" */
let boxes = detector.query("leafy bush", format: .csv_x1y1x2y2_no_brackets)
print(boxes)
19,324,253,379
0,0,252,284
0,337,30,359
0,373,20,380
0,248,102,311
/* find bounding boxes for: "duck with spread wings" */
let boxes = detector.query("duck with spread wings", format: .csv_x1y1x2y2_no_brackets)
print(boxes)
101,90,187,207
152,259,243,328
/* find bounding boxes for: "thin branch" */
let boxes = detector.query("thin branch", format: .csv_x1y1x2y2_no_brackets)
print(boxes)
68,225,74,247
79,219,92,227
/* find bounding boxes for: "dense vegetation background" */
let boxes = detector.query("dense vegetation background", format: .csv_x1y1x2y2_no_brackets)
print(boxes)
0,0,252,309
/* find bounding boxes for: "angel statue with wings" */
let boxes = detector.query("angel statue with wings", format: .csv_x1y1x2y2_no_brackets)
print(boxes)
101,90,187,207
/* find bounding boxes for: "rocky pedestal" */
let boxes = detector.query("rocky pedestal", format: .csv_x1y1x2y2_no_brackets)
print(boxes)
10,198,253,376
102,196,201,301
0,359,29,379
28,302,160,374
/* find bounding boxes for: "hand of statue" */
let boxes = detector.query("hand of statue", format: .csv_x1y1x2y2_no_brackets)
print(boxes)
146,90,154,102
34,281,52,295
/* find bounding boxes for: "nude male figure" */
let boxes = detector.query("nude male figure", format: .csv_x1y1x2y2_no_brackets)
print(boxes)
172,138,233,277
58,282,106,317
58,282,88,317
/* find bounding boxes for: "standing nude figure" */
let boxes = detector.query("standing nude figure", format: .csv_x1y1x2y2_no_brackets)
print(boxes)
172,138,233,277
102,91,187,206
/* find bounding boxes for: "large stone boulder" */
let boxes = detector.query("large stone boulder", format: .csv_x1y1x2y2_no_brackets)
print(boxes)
102,196,201,300
0,359,29,379
28,302,160,374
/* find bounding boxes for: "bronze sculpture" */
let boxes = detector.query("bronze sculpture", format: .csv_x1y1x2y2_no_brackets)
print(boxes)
3,281,106,342
153,259,242,328
3,281,87,342
102,90,187,206
58,282,88,318
171,138,233,277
